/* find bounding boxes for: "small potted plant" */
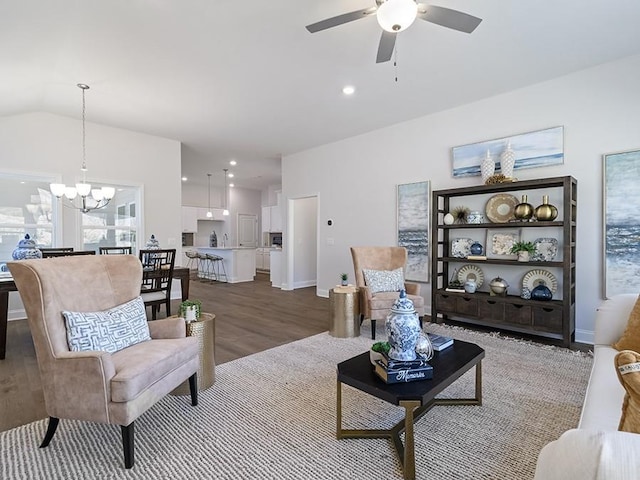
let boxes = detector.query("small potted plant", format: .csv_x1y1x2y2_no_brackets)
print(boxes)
510,241,536,262
340,273,348,286
370,341,390,365
179,299,202,322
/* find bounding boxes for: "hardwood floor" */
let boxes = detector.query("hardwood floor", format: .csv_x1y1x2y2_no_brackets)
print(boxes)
0,272,329,432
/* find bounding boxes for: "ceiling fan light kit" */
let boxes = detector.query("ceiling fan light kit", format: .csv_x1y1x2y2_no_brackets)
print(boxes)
377,0,418,33
306,2,482,64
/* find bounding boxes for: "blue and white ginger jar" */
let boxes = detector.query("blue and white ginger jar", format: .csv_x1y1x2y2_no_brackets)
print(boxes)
12,234,43,260
386,290,421,361
145,234,160,249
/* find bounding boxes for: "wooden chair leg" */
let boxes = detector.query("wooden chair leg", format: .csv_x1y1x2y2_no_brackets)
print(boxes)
371,319,376,340
39,416,59,448
121,422,135,469
189,373,198,406
151,305,157,320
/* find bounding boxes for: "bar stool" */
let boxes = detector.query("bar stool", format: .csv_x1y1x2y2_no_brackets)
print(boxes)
185,251,200,275
205,254,227,282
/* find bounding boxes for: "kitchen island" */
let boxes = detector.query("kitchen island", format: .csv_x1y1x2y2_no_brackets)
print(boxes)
195,247,256,283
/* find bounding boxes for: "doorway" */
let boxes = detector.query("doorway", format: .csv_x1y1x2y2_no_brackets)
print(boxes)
287,196,318,289
237,214,257,247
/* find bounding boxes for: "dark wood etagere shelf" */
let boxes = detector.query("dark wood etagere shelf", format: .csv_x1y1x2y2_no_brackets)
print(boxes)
431,176,577,347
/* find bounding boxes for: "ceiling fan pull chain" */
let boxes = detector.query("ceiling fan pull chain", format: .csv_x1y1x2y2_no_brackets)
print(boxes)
394,46,398,82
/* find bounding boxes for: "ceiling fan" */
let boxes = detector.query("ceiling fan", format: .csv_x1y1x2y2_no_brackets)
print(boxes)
305,0,482,63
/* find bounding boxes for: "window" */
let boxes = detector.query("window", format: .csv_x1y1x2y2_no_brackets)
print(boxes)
0,173,57,262
81,184,141,253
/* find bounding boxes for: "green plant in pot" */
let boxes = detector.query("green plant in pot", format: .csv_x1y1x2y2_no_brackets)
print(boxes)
510,241,536,262
340,273,348,286
370,341,390,365
179,299,202,321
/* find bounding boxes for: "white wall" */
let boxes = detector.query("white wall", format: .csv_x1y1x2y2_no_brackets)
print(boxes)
282,53,640,344
0,112,182,318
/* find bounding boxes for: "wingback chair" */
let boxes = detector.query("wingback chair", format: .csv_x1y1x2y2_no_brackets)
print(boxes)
8,255,199,469
351,246,425,339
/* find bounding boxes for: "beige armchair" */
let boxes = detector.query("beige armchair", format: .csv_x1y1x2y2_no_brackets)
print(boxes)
8,255,199,469
351,246,425,339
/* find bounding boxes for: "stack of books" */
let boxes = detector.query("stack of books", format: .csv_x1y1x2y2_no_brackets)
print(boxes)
374,353,433,384
427,333,454,351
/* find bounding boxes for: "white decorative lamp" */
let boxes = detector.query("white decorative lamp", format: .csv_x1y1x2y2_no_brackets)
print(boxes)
377,0,418,33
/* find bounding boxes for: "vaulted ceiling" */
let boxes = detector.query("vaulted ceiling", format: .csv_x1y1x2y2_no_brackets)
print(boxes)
2,1,640,189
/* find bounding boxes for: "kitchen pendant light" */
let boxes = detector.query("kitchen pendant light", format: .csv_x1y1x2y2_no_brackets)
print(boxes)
222,168,230,216
206,173,213,218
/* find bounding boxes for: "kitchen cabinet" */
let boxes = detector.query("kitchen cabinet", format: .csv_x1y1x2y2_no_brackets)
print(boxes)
431,176,577,347
269,205,282,232
197,208,225,221
181,206,198,232
256,247,271,271
261,207,271,233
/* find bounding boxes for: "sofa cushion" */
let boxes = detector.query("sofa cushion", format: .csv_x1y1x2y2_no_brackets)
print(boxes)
110,336,199,402
615,350,640,433
363,267,405,294
63,296,151,354
612,294,640,351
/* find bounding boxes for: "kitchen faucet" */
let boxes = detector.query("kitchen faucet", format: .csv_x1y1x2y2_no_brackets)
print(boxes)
223,233,228,247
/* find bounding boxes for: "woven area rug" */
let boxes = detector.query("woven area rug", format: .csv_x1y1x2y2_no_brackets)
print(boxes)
0,323,592,480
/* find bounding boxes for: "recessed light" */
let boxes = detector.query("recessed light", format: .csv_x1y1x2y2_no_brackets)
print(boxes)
230,160,237,166
228,173,234,178
342,85,355,95
229,183,235,188
181,176,188,181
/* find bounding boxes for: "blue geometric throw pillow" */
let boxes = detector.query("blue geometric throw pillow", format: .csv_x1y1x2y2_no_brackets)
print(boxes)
63,296,151,354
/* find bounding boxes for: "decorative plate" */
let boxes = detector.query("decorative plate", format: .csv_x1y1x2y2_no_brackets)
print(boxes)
457,264,484,289
451,238,474,258
522,269,558,294
531,237,558,262
485,194,519,223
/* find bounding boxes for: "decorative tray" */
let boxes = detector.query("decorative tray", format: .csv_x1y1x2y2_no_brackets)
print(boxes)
531,238,558,262
522,269,558,294
485,193,519,223
451,238,474,258
457,264,484,288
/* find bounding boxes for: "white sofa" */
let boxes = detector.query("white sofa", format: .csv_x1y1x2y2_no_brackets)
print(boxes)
534,294,640,479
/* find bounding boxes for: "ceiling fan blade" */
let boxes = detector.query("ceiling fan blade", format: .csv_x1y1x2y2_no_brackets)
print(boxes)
305,7,377,33
417,5,482,34
376,31,396,64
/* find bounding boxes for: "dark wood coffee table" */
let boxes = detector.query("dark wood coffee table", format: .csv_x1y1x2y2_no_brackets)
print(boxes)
336,339,484,480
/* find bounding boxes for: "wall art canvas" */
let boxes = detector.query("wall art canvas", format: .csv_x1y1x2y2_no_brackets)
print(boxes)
452,126,564,178
603,149,640,298
397,181,430,282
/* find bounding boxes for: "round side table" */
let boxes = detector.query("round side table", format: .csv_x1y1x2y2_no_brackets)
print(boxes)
171,312,216,395
329,286,360,338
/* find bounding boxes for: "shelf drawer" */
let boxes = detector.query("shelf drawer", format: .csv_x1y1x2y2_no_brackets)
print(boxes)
478,299,504,322
456,296,478,316
532,306,563,333
435,293,457,313
504,304,532,326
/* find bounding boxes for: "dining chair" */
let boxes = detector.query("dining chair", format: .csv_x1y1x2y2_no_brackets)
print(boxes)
8,255,199,469
100,246,133,255
139,249,176,320
350,246,425,339
39,247,74,258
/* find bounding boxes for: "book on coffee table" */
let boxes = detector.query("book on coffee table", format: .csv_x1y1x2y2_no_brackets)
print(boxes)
379,352,430,370
428,333,454,351
374,360,433,384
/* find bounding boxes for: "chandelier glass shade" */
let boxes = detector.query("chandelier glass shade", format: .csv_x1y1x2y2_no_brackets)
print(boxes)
49,84,115,213
206,173,213,218
377,0,418,33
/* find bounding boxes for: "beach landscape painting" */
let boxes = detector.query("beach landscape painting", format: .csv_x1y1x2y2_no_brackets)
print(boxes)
603,149,640,298
452,126,564,178
397,181,429,282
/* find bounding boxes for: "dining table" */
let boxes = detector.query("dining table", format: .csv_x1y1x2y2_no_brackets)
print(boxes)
0,266,191,360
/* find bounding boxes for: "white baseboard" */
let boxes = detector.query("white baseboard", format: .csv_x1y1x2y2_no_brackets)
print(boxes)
317,288,329,298
292,280,316,289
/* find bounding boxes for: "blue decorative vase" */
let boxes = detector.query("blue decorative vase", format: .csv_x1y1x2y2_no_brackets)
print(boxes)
470,242,483,255
385,290,421,361
12,234,43,260
531,284,552,301
145,234,160,249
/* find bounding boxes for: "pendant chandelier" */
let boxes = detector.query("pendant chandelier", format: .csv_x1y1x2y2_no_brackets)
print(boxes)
50,84,115,213
222,168,230,216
